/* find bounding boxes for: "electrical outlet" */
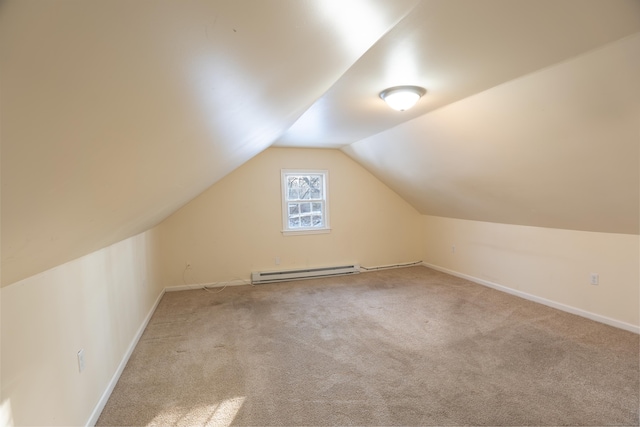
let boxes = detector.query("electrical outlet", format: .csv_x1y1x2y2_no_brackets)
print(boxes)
275,257,281,265
451,245,456,254
77,349,85,373
590,273,599,285
186,262,191,269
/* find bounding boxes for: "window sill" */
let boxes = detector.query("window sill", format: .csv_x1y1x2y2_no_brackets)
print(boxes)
281,228,332,236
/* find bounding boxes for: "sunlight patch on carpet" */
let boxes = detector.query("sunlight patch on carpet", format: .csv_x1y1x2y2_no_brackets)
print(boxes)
147,396,245,427
0,399,14,427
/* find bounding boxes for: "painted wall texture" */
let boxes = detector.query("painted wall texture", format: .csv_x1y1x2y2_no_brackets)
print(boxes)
156,148,423,288
422,215,639,329
1,230,163,426
1,154,638,427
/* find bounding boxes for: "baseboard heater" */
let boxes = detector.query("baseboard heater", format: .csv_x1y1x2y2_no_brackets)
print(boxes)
251,264,360,284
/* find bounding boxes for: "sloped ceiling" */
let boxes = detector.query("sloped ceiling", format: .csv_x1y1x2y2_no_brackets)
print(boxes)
275,0,640,148
0,0,417,286
344,33,640,234
1,0,639,286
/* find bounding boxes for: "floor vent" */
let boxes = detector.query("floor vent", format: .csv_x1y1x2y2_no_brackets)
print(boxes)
251,264,360,284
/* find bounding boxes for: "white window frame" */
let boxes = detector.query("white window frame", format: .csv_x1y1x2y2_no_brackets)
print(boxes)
281,169,330,236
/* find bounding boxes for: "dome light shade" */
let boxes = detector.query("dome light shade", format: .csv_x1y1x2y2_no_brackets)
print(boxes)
379,85,427,111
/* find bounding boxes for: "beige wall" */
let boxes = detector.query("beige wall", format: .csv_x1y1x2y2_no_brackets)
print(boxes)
1,145,636,427
422,215,640,330
156,148,423,288
0,230,163,426
1,146,636,427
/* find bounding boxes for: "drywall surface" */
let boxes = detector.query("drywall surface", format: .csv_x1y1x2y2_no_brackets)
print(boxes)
344,33,640,235
0,230,163,426
423,215,639,329
156,148,422,287
0,0,415,288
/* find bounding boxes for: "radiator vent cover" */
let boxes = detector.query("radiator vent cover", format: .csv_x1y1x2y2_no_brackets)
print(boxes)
251,264,360,284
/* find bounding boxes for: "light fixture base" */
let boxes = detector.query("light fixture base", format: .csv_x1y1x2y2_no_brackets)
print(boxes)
379,85,427,111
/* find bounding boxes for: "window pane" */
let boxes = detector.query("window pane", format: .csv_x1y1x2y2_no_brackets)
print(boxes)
299,178,311,199
283,170,328,231
287,177,298,188
286,174,324,200
309,176,322,189
310,176,322,197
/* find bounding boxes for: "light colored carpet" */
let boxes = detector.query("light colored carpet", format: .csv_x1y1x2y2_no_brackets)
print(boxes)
97,266,639,426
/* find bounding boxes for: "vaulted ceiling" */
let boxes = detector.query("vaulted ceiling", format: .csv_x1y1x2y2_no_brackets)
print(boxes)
2,0,639,286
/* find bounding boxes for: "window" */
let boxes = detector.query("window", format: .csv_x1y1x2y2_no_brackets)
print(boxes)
281,169,330,235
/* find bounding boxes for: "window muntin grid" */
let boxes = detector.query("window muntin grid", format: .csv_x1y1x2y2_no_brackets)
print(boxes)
282,170,329,233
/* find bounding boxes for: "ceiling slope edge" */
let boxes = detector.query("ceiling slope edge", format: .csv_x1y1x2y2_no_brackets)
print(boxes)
0,0,419,287
342,33,640,235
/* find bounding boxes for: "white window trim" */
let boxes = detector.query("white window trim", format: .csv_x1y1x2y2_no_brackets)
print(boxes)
281,169,331,235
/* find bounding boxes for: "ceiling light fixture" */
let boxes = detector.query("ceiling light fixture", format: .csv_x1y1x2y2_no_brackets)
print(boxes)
379,85,426,111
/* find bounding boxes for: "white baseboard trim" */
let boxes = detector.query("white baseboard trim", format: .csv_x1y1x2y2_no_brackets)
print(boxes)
85,288,166,427
86,278,252,425
84,262,638,426
422,262,639,335
165,279,251,292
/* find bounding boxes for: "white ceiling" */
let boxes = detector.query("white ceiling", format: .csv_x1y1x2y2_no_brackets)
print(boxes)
276,0,640,148
344,32,640,234
1,0,639,285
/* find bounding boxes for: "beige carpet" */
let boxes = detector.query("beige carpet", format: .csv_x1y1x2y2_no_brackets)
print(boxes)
97,266,639,426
